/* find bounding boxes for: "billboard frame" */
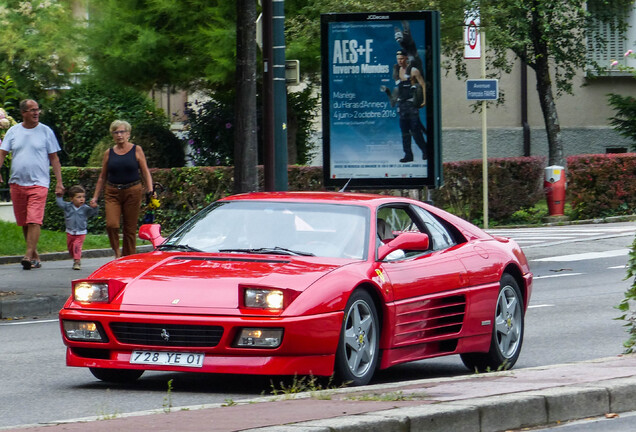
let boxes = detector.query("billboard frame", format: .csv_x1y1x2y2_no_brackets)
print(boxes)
321,11,442,190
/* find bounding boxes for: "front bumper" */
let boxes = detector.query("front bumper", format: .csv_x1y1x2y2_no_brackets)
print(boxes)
60,308,343,377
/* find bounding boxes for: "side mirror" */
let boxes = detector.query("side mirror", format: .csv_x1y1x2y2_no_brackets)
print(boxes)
139,224,165,248
377,232,430,261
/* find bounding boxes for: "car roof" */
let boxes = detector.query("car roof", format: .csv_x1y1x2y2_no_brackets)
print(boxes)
219,191,416,207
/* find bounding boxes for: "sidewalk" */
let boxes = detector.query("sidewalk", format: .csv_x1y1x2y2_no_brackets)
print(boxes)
1,354,635,432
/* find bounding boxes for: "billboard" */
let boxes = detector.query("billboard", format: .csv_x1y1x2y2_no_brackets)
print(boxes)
321,11,442,189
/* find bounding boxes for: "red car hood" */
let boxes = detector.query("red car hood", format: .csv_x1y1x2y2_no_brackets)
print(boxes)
95,253,344,312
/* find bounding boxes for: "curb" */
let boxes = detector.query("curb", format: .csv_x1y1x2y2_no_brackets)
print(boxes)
0,245,153,319
0,295,68,319
239,375,636,432
0,245,153,266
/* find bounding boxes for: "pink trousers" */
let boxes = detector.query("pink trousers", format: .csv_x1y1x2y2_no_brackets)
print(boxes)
66,234,86,260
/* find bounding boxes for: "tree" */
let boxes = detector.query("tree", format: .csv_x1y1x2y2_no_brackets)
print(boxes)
234,0,259,193
86,0,259,191
0,0,83,99
447,0,632,168
85,0,237,92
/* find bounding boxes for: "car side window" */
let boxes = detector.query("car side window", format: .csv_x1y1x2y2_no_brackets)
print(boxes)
412,206,455,250
377,207,421,238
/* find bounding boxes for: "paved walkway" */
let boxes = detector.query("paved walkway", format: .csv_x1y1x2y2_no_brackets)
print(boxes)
1,354,635,432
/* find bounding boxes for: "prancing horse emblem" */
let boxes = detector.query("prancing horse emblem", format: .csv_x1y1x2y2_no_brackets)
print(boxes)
160,329,170,342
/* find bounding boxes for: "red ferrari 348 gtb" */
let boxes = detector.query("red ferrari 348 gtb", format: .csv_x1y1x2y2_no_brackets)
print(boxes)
59,192,532,386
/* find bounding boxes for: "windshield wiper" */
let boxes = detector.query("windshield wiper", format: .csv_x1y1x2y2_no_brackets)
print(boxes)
156,244,203,252
219,247,314,256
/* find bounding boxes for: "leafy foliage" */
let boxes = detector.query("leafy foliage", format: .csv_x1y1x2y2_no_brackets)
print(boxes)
617,234,636,354
183,85,319,167
0,0,84,100
0,107,17,140
131,122,186,168
183,97,236,166
0,75,20,113
430,157,546,225
466,0,631,167
566,154,636,219
84,0,236,91
607,94,636,152
287,84,320,165
44,80,183,167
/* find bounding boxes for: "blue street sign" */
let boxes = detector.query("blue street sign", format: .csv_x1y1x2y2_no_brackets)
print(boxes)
466,79,498,100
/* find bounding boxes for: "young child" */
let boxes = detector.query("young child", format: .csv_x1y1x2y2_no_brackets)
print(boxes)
56,185,99,270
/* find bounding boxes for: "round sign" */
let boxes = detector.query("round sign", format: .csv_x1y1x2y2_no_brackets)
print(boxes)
467,20,478,50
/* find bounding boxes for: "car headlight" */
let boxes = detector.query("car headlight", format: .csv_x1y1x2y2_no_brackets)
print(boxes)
62,320,108,342
234,328,283,348
72,279,126,303
244,288,284,309
74,282,108,303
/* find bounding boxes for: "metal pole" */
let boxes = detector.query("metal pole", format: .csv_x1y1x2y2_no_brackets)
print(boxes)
262,0,275,191
481,31,488,229
272,0,288,191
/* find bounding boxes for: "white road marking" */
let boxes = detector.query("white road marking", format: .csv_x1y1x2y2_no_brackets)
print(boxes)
532,249,630,262
0,318,58,326
533,273,583,279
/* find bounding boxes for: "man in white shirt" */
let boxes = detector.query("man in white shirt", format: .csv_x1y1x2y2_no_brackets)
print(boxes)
0,99,65,269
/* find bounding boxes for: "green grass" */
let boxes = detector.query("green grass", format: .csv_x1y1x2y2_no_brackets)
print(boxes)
0,220,111,256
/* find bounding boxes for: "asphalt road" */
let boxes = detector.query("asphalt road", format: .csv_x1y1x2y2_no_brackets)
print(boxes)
0,222,633,429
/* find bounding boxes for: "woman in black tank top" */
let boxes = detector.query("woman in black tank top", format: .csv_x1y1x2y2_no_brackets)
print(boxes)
90,120,155,258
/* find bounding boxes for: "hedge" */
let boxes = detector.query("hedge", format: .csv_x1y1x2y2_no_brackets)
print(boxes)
567,153,636,219
430,157,546,223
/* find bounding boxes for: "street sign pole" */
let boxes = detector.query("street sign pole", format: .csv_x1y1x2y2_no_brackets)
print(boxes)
481,31,488,229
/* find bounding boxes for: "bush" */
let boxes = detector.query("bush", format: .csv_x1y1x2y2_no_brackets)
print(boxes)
608,93,636,152
617,234,636,353
431,157,546,224
183,84,320,167
44,80,185,168
130,122,185,168
183,97,235,166
567,153,636,219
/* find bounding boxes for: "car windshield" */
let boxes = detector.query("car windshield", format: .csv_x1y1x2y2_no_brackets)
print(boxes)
162,201,370,259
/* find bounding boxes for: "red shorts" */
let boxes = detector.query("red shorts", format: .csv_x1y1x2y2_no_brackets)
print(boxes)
10,184,48,226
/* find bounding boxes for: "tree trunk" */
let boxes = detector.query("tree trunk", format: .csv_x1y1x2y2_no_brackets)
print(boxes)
531,11,565,169
233,0,258,193
534,61,565,168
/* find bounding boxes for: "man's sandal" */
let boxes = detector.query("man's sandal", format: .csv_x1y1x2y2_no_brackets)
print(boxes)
21,258,32,270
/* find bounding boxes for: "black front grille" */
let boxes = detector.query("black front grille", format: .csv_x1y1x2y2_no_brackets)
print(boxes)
110,322,224,347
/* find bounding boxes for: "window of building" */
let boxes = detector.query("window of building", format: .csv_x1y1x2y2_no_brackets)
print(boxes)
586,6,636,75
606,147,628,153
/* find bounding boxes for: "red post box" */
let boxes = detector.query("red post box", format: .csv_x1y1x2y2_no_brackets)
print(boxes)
544,165,566,216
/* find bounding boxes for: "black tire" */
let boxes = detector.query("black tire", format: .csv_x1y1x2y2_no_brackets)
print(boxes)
461,273,525,372
89,367,144,383
334,290,380,386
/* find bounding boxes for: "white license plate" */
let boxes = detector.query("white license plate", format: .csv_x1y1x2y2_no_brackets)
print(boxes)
130,351,204,368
